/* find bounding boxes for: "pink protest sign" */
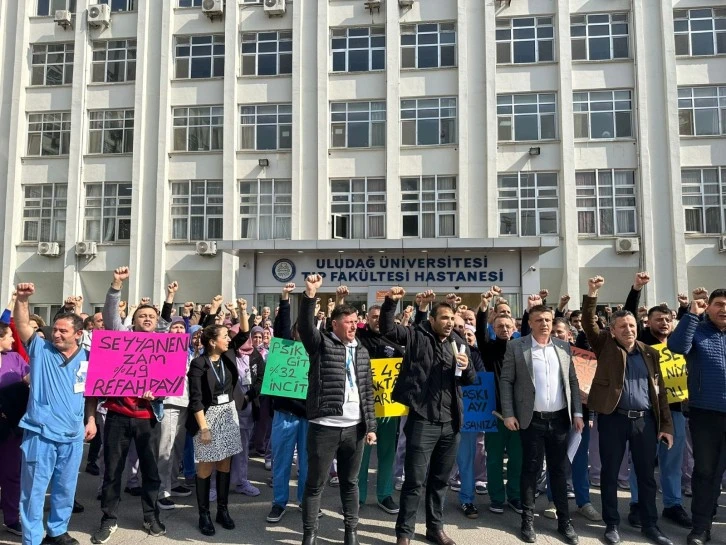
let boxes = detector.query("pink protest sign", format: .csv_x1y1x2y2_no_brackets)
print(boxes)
85,330,189,397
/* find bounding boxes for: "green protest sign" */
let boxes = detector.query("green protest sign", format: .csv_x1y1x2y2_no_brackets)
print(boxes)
260,338,309,399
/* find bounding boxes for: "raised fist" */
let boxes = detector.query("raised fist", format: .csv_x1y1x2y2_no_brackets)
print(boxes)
140,297,151,306
559,294,570,307
458,305,468,312
282,282,296,294
119,300,127,310
491,285,502,295
480,291,493,307
336,285,350,297
403,305,414,316
113,266,130,283
420,290,436,304
414,293,423,305
527,294,543,310
538,289,549,300
237,298,248,312
634,272,651,290
690,299,707,315
692,287,709,301
305,274,323,296
225,302,235,312
388,287,406,302
15,283,35,301
184,301,195,310
167,281,179,295
677,293,689,307
588,276,605,292
445,293,462,306
64,296,76,308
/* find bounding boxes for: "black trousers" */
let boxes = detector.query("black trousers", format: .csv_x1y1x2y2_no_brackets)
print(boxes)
101,411,161,523
520,410,570,523
396,415,459,538
599,411,658,528
689,407,726,533
302,422,365,533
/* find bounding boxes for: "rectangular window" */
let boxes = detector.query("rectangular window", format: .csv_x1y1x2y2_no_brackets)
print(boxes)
576,170,637,236
37,0,76,15
174,35,225,79
331,26,385,72
99,0,135,11
401,97,456,146
91,39,136,83
84,182,132,242
498,172,559,236
496,17,554,64
30,43,74,86
681,168,726,234
331,101,386,148
400,176,457,237
240,104,292,151
571,13,629,61
27,112,71,156
497,93,557,142
88,109,134,154
170,180,223,241
573,90,632,139
678,86,726,136
330,178,386,239
178,0,202,6
241,31,292,76
401,22,456,69
240,179,292,240
22,184,67,242
674,8,726,56
173,106,223,151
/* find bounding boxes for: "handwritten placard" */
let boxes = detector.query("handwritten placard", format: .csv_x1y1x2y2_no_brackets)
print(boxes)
371,358,408,418
461,372,498,432
653,343,688,403
571,347,598,404
261,338,309,399
85,330,188,397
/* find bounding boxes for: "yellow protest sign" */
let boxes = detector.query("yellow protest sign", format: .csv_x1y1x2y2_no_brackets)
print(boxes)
653,343,688,403
370,358,408,418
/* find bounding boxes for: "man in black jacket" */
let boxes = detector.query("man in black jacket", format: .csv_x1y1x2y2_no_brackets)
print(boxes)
298,274,377,545
379,287,476,545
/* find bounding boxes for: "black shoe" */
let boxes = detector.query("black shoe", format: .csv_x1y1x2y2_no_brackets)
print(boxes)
196,475,216,536
198,511,215,536
628,503,642,528
72,500,84,514
461,503,478,519
604,525,621,545
378,496,400,514
267,504,286,523
90,522,118,544
344,527,360,545
5,523,22,537
557,520,579,545
124,486,142,497
42,533,80,545
157,498,175,511
215,471,235,530
686,531,709,545
301,531,318,545
520,520,536,543
508,498,524,514
642,526,673,545
662,505,693,528
143,519,166,537
85,462,100,476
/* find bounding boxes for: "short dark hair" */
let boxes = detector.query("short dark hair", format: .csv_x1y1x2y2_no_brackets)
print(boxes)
331,304,358,322
609,309,635,326
430,302,454,318
83,316,95,329
569,310,582,319
648,304,672,318
708,289,726,304
529,304,553,317
0,323,10,338
54,312,84,332
494,301,510,312
201,324,228,351
367,304,381,315
553,317,569,328
132,304,160,322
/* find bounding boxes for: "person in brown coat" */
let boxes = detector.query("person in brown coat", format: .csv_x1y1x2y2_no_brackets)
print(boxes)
582,276,673,545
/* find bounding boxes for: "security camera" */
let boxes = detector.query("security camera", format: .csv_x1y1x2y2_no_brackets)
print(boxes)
528,266,537,272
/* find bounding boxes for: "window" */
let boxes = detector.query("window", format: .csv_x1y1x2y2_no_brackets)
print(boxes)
498,172,559,236
170,180,223,241
573,90,632,139
678,87,726,136
401,22,456,69
331,102,385,148
91,40,136,83
401,176,457,237
496,17,554,64
674,8,726,56
240,104,292,150
331,178,386,239
37,0,76,15
331,26,385,72
174,35,224,79
88,110,134,154
84,182,132,242
178,0,202,6
30,43,74,86
576,170,637,236
401,97,456,146
99,0,136,11
27,112,71,156
571,13,629,61
22,184,67,242
682,168,726,234
497,93,556,141
173,106,223,151
241,31,292,76
240,179,292,239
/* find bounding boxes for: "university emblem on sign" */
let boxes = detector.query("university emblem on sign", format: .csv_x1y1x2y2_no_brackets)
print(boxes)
272,259,296,283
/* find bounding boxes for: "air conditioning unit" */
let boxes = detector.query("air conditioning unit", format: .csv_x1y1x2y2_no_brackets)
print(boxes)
364,0,381,13
54,9,72,28
718,235,726,253
196,240,217,256
615,237,640,254
399,0,414,7
263,0,286,16
87,3,110,28
202,0,224,16
37,242,60,257
75,241,98,257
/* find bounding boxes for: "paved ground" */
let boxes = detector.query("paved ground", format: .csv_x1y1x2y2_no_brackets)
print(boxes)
2,445,722,545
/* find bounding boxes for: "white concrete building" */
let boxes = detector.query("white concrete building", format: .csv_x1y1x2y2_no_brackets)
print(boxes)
0,0,724,321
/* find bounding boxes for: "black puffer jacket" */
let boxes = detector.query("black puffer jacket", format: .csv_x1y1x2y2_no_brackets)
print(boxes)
298,295,376,433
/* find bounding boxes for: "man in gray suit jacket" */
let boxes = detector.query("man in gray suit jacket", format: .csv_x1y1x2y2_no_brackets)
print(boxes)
500,304,584,545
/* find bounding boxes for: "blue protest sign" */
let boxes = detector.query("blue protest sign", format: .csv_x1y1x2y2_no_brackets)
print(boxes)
461,372,497,432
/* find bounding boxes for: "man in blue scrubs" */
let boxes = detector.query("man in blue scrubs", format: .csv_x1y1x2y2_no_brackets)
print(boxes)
14,282,97,545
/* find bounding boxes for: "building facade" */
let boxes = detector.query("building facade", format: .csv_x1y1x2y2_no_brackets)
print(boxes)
0,0,724,320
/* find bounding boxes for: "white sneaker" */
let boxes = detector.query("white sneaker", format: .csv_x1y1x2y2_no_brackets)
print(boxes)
394,478,404,491
577,502,602,521
543,501,557,519
265,460,272,470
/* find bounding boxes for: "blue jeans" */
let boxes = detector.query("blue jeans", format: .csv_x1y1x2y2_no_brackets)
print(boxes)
271,411,309,507
630,410,685,508
545,423,590,507
456,432,478,504
183,433,196,479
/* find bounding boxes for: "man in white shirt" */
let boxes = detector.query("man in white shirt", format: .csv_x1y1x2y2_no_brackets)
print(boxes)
500,304,584,545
